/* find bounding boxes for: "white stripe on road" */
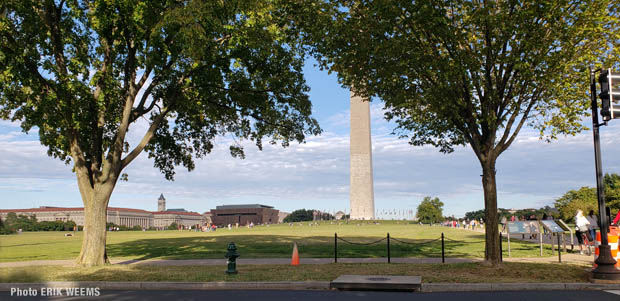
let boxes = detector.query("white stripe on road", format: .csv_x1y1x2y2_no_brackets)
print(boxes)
604,290,620,295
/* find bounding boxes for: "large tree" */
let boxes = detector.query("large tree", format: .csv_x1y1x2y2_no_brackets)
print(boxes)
299,0,620,263
415,196,444,224
0,0,321,266
554,173,620,220
554,186,598,221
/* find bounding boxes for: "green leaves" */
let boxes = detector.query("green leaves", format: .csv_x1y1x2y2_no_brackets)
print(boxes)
0,0,321,184
554,173,620,221
305,0,620,159
416,196,444,224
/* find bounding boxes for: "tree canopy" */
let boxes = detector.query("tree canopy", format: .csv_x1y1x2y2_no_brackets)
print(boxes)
416,196,444,224
283,209,332,222
0,0,321,266
554,173,620,220
464,206,557,222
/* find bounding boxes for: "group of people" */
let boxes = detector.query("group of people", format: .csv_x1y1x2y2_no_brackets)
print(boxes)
574,210,600,255
574,209,620,254
442,219,484,230
202,221,261,232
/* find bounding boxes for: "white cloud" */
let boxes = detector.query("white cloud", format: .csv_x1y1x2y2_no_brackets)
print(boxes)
1,102,620,217
0,119,21,128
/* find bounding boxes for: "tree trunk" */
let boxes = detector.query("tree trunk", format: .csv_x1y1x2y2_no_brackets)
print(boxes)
75,184,113,266
481,157,500,264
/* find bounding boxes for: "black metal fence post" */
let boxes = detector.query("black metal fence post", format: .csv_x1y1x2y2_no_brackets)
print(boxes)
499,232,503,262
334,233,338,263
387,233,391,263
441,233,445,263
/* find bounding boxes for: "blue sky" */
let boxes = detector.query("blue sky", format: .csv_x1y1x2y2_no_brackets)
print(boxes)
1,59,620,218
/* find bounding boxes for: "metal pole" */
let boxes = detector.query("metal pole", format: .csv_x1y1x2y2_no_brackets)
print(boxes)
499,232,503,262
334,233,338,263
592,68,609,246
441,233,445,263
551,233,555,255
590,68,620,279
387,233,391,263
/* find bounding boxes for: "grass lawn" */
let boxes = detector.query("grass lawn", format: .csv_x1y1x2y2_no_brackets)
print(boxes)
0,262,590,283
0,222,554,262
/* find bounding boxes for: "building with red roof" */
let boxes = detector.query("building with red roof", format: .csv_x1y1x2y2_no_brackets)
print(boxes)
0,194,204,229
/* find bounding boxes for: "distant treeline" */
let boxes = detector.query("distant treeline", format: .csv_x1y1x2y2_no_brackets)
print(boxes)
463,206,558,222
0,212,79,234
461,173,620,223
283,209,335,223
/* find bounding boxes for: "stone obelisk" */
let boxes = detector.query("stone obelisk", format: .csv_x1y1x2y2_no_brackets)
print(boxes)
350,90,375,220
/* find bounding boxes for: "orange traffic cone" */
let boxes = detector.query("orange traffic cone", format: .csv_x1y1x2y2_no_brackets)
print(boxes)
291,242,300,266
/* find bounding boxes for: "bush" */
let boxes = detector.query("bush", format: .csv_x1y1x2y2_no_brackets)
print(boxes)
167,222,179,230
283,209,333,222
0,213,76,233
0,216,15,234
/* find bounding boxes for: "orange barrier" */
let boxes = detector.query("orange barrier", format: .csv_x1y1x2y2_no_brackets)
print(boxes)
291,242,300,266
593,228,620,268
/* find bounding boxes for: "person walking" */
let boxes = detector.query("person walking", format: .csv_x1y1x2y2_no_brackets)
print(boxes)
574,210,591,255
586,210,598,242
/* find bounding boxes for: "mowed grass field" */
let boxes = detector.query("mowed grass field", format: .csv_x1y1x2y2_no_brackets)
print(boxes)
0,221,553,262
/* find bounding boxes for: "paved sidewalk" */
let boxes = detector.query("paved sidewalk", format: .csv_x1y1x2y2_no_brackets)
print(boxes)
503,253,593,266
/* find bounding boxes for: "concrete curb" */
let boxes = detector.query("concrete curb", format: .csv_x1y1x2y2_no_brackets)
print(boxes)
420,283,620,292
1,282,620,292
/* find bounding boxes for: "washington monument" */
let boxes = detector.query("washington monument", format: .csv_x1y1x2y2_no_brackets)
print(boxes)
349,90,375,220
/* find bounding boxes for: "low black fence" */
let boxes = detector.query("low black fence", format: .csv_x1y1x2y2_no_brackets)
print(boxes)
334,232,503,263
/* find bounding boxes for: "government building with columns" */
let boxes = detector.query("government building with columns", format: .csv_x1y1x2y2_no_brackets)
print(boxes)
0,194,203,229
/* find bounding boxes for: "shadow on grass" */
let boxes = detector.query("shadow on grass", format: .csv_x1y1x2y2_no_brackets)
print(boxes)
106,234,495,261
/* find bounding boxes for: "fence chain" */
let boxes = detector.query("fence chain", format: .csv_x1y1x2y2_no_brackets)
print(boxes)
337,235,484,246
443,237,486,244
337,237,387,245
390,237,441,246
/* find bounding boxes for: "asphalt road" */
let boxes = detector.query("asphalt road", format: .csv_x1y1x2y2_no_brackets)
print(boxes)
4,290,620,301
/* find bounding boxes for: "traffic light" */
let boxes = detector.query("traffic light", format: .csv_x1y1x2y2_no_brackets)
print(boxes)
599,69,620,121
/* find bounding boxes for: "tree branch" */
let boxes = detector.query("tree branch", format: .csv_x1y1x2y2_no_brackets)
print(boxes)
40,1,69,78
121,106,171,169
131,59,176,123
90,38,112,172
135,67,152,95
497,95,537,155
496,76,530,148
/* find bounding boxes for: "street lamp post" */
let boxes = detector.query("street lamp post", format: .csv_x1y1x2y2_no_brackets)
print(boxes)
590,68,620,280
